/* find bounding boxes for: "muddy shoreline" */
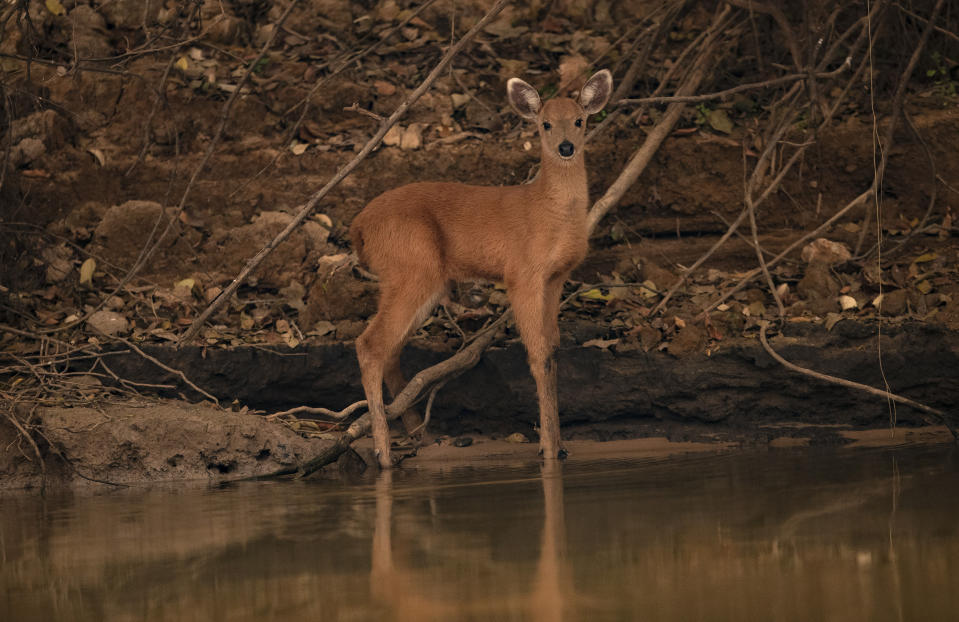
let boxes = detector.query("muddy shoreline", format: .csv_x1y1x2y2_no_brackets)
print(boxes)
3,319,956,491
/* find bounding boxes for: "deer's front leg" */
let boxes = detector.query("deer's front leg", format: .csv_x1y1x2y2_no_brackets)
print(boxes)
509,278,564,460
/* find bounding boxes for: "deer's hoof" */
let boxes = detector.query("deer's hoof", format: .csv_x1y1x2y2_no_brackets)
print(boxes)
374,450,394,470
538,447,569,460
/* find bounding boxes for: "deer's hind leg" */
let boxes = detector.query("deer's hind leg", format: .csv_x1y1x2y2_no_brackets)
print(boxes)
384,354,426,441
356,227,446,468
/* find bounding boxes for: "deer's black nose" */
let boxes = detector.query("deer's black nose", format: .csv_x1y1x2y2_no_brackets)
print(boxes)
558,141,574,158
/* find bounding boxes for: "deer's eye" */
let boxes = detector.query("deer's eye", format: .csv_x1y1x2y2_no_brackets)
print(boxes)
542,121,552,130
575,118,583,127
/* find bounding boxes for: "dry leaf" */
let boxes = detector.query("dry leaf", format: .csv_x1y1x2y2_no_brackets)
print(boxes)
314,214,333,228
383,125,403,146
310,320,335,336
87,148,106,167
399,124,424,150
838,295,858,310
240,313,254,330
583,338,618,349
283,332,300,348
79,258,96,286
45,0,65,16
824,312,843,330
706,109,734,134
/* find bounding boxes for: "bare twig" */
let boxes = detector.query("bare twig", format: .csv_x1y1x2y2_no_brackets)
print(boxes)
893,1,959,43
617,66,849,106
125,53,178,176
586,10,732,233
344,103,385,123
268,400,368,421
179,0,510,346
2,407,46,487
854,0,944,255
698,0,944,315
725,0,803,71
758,323,955,438
226,0,441,200
99,332,220,405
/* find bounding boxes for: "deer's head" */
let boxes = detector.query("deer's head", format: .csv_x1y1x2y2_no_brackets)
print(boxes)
507,69,613,164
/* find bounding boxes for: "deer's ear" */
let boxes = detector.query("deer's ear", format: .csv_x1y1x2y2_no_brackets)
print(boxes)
579,69,613,115
507,78,541,120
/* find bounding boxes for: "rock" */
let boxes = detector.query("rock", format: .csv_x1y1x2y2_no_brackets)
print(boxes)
667,322,705,357
637,325,662,352
801,238,851,266
206,211,334,289
91,201,197,270
41,243,73,283
68,5,112,58
206,13,244,44
797,263,839,315
453,436,474,448
464,99,502,132
638,258,678,290
878,289,908,316
87,310,129,336
99,0,162,28
303,264,377,325
12,137,45,167
10,109,72,150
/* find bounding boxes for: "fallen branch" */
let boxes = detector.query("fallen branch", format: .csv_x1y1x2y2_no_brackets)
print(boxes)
268,400,367,421
758,322,956,439
260,313,509,479
178,0,510,346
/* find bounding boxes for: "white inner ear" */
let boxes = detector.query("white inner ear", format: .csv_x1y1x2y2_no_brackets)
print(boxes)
523,90,540,113
580,83,597,106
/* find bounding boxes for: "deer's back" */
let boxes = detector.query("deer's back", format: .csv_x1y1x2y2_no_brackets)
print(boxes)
351,181,587,282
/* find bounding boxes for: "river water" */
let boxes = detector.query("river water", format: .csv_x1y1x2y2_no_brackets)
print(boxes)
2,443,958,621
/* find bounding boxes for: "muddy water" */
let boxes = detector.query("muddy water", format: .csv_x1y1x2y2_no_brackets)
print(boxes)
3,444,958,622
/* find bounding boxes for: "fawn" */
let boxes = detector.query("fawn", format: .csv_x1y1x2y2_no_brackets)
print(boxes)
351,69,613,468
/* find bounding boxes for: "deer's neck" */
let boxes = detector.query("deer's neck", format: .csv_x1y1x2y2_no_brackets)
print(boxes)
531,156,589,219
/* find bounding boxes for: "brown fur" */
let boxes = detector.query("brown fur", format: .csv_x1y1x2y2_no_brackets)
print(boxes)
351,70,613,468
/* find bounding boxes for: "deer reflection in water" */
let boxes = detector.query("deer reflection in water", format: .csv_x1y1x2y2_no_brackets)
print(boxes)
370,460,574,621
